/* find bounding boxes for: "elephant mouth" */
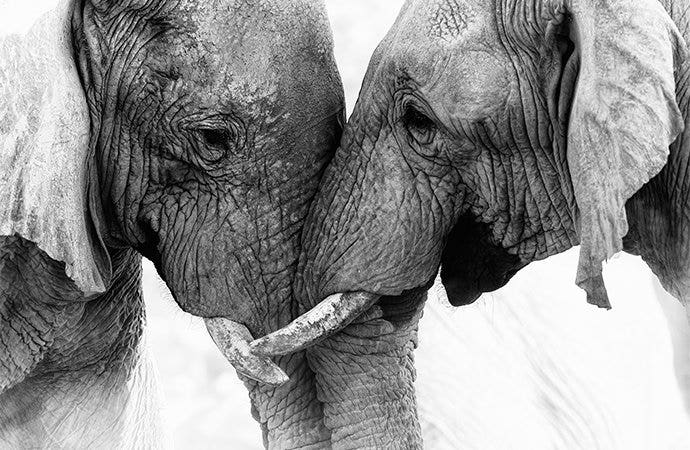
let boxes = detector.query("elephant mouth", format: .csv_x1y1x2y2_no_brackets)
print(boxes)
377,279,435,324
440,212,528,306
250,278,435,358
443,262,526,306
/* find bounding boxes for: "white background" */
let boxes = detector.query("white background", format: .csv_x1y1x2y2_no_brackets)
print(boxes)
143,2,690,448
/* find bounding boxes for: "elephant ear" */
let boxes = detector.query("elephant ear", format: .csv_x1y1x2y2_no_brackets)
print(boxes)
0,0,111,297
562,0,685,308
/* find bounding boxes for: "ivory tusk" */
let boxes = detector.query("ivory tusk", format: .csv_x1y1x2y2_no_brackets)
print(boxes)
205,318,289,386
249,292,380,356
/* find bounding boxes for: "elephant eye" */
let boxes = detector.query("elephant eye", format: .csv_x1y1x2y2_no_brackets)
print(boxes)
196,127,236,162
402,106,437,146
200,128,232,150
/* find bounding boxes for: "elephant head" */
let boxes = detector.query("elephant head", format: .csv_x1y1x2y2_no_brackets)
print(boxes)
252,0,690,446
0,0,343,446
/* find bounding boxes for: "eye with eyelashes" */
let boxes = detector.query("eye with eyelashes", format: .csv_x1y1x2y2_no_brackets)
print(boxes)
401,104,438,146
188,116,246,163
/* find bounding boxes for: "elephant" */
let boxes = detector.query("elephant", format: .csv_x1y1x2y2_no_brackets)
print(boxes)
250,0,690,447
0,0,344,448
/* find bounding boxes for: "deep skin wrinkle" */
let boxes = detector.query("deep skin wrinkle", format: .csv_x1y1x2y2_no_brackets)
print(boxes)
0,238,154,447
297,0,690,447
80,1,343,447
1,0,345,448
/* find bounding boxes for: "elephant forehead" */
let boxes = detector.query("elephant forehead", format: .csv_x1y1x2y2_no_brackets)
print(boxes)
428,0,473,41
177,0,334,103
422,51,515,120
375,0,510,118
185,0,332,57
380,0,497,78
395,0,491,45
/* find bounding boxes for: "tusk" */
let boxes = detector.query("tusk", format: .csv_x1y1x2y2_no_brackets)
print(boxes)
205,318,289,386
249,292,380,357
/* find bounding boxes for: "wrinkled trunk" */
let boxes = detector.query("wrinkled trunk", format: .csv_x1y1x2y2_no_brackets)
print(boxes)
297,114,447,303
288,116,441,447
306,292,426,449
205,275,331,449
245,352,329,450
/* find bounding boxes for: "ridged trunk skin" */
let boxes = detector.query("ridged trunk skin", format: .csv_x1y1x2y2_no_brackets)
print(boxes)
308,340,421,448
245,352,329,450
295,108,435,447
304,292,428,449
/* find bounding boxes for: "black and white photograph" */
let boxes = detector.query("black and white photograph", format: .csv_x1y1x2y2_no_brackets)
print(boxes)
1,0,690,448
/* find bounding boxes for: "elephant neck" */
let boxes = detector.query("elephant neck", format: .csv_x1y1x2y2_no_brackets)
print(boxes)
43,247,146,375
0,240,159,447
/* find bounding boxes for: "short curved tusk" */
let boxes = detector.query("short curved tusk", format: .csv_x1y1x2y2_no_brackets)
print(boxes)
205,318,289,386
249,292,380,357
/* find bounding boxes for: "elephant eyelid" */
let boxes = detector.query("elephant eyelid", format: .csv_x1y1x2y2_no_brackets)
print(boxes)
185,115,245,146
400,104,438,146
184,116,246,163
402,105,436,130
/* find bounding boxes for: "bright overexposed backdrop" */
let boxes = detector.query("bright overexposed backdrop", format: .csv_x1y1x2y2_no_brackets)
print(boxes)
144,2,690,449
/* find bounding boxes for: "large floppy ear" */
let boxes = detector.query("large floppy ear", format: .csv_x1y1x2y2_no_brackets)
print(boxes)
556,0,685,308
0,0,111,297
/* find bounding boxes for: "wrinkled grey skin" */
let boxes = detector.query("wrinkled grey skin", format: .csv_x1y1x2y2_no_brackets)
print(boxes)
0,0,343,448
295,0,690,447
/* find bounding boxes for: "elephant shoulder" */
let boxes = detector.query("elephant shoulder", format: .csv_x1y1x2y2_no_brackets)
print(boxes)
0,235,84,393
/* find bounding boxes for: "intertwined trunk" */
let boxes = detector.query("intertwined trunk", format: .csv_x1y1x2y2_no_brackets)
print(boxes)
245,352,329,449
306,296,426,449
293,114,437,447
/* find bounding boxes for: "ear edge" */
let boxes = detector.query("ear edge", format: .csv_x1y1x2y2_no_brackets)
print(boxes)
564,0,686,307
0,0,112,297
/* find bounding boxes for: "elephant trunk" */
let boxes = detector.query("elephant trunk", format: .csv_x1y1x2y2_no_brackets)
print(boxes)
244,353,330,450
254,116,439,447
249,290,425,448
305,291,427,449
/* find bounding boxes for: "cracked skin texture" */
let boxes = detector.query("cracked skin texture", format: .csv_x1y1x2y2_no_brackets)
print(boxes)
0,237,151,447
1,0,345,448
296,0,690,447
